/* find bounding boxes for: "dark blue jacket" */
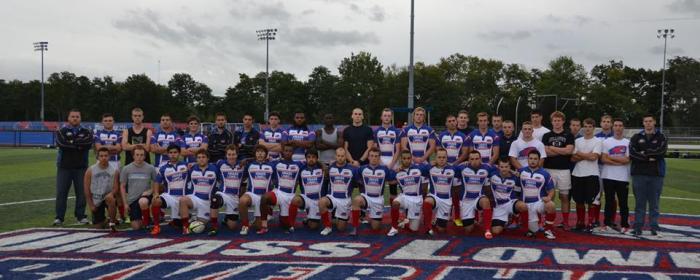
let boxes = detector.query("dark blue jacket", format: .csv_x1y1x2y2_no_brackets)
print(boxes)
56,125,94,169
629,129,667,177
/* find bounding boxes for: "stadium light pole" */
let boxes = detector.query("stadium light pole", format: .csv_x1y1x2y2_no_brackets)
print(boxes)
407,0,415,125
257,28,277,121
33,41,48,122
657,28,674,133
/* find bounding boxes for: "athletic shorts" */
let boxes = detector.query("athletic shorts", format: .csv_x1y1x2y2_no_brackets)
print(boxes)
327,195,351,220
159,193,181,219
427,194,452,222
301,195,320,220
547,169,572,195
129,195,152,221
217,191,239,215
188,195,211,220
361,193,385,219
243,192,262,217
273,188,295,216
395,194,423,220
572,175,600,205
493,200,517,224
526,201,545,223
91,201,107,225
460,196,485,220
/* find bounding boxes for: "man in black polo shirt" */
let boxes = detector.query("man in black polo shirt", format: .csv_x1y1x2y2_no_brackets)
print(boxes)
343,108,374,166
237,113,259,160
499,120,518,159
207,112,238,163
542,111,575,229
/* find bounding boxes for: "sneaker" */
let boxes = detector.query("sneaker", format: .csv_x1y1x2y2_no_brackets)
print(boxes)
287,226,295,233
387,227,399,237
256,227,268,235
593,226,609,233
109,222,118,233
320,227,332,236
150,225,161,235
620,227,631,235
544,230,556,240
506,223,520,230
78,218,90,225
182,227,190,235
398,218,410,229
116,218,124,225
572,224,586,232
349,228,358,236
651,230,663,238
525,231,536,238
584,225,594,233
240,226,249,235
53,219,63,226
556,223,569,230
361,220,369,224
454,218,463,227
426,229,434,236
591,221,600,228
537,226,545,233
632,229,642,236
484,230,493,240
208,229,218,236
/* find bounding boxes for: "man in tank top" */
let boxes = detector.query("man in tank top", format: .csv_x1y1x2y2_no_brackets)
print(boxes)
122,107,152,165
316,113,343,165
83,147,119,231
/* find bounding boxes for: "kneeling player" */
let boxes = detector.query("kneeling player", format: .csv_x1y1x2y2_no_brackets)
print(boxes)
150,145,189,235
388,150,428,236
518,150,557,239
258,144,302,234
350,148,397,235
422,148,460,235
319,147,358,235
179,150,221,234
455,150,494,239
488,157,528,237
238,145,275,235
210,145,245,235
120,146,157,231
84,147,120,231
289,150,326,230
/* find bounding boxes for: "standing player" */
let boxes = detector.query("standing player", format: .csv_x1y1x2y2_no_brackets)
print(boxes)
151,114,182,167
518,150,557,239
571,118,603,232
319,147,358,235
119,146,157,231
285,111,316,162
238,145,276,235
343,108,374,166
542,111,575,229
488,157,528,237
94,113,126,222
570,118,583,139
465,112,500,164
591,114,614,227
179,150,221,234
600,118,631,233
520,110,550,141
182,116,208,165
388,150,429,236
149,145,189,235
238,114,260,160
457,110,474,135
350,148,397,235
455,150,494,239
492,114,504,136
499,120,518,159
316,113,344,165
288,149,327,230
207,112,237,163
421,148,461,235
596,115,614,139
258,112,284,160
258,144,302,234
83,147,119,231
437,115,468,165
375,108,401,168
210,145,245,235
401,107,436,164
509,121,547,169
122,107,152,165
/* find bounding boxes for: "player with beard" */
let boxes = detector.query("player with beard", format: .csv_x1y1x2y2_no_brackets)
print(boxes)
257,144,302,234
387,150,429,236
488,158,528,237
455,150,494,239
518,150,557,239
288,149,327,230
284,111,316,163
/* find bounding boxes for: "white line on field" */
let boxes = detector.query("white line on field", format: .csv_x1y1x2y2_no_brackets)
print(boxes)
0,196,74,206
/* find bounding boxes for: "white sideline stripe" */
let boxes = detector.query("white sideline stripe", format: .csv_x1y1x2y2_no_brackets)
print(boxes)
0,196,74,206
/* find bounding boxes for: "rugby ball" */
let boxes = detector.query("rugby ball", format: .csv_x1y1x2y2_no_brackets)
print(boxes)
189,220,206,234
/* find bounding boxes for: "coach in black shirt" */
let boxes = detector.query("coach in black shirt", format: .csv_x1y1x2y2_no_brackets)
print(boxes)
207,113,238,163
237,113,260,160
54,109,94,226
499,120,518,159
542,111,575,228
343,108,374,166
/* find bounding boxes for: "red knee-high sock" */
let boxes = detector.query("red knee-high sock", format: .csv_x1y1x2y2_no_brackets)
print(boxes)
545,213,556,230
576,205,586,226
141,209,151,226
587,205,596,225
422,202,433,232
452,196,460,219
118,204,125,219
391,206,400,228
520,210,529,227
242,214,249,227
288,204,299,227
562,212,570,226
351,209,361,228
322,211,332,228
483,208,493,231
210,216,218,230
182,217,190,231
150,206,160,226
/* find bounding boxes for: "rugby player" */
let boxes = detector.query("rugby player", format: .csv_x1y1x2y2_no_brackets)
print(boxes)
464,112,500,165
284,111,315,162
258,111,284,160
343,108,374,166
319,147,358,235
600,118,631,233
207,112,237,163
519,110,550,141
488,157,528,237
455,150,494,239
456,110,474,135
288,149,327,230
350,148,397,235
421,148,461,236
571,118,603,232
179,149,221,235
388,150,429,236
150,114,182,167
374,108,401,168
316,113,344,166
94,113,126,222
592,114,614,227
542,111,575,229
120,145,157,231
238,145,276,235
401,107,435,164
83,147,120,231
149,144,189,235
210,144,245,235
257,144,303,234
122,107,152,165
437,114,468,165
518,150,557,239
509,121,546,170
181,116,208,166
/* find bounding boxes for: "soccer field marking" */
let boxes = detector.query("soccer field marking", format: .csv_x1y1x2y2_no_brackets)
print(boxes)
0,196,74,207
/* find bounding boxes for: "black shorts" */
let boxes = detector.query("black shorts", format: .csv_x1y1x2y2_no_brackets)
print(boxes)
492,219,507,228
571,176,600,205
91,201,107,224
128,195,152,221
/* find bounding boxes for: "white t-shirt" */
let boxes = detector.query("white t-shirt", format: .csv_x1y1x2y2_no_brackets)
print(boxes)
518,126,551,142
572,137,602,177
601,137,630,182
508,138,547,168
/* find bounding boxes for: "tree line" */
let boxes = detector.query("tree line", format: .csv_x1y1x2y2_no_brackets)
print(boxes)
1,52,698,127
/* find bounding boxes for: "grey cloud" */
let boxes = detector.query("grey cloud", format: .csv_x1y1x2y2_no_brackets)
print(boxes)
545,14,563,23
545,14,593,26
573,15,592,26
253,2,291,20
668,0,700,15
301,9,315,15
649,45,685,55
369,5,386,22
113,9,187,44
286,27,379,47
478,30,532,41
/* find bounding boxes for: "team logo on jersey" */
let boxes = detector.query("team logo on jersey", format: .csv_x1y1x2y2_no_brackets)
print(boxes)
609,145,627,156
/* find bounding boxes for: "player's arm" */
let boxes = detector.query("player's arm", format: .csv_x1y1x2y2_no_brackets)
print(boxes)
112,169,120,196
600,152,617,165
120,181,129,216
359,139,374,162
456,146,469,164
74,129,94,150
490,145,500,165
145,129,154,152
315,129,330,150
55,128,76,149
400,135,409,155
390,142,400,167
644,134,668,159
83,168,95,212
422,137,436,162
344,141,358,166
628,134,648,161
121,130,133,151
544,145,560,156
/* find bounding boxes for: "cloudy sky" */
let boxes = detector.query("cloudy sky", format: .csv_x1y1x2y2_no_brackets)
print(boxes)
2,0,699,95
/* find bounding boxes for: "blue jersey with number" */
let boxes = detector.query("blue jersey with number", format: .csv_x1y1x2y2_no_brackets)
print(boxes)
151,130,182,167
466,129,501,163
517,167,554,203
245,161,276,195
328,162,358,199
395,163,429,196
188,163,221,200
94,129,122,161
436,130,467,164
358,164,396,198
156,161,189,197
401,124,435,159
182,132,208,163
300,164,326,200
217,160,244,195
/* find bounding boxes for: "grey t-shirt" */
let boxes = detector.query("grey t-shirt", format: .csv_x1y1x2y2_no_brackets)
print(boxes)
89,163,118,205
120,162,157,204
